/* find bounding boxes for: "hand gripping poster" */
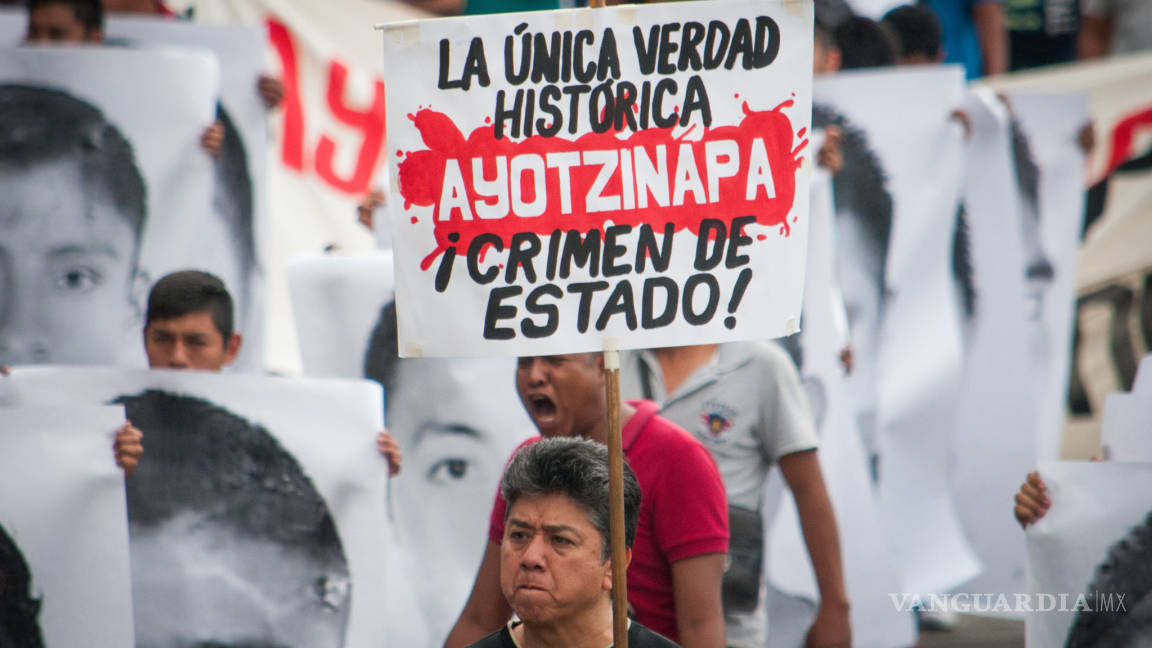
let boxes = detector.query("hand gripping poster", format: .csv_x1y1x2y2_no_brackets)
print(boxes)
0,406,135,648
0,367,392,648
379,0,813,357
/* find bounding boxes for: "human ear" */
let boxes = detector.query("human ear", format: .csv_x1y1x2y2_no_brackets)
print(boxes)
224,333,243,366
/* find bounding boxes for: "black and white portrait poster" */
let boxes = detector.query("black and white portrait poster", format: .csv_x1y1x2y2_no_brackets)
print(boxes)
1025,460,1152,647
0,405,135,648
102,17,272,372
1007,92,1089,462
287,252,537,643
0,367,391,648
1100,354,1152,462
0,47,222,368
766,168,916,647
813,66,981,596
948,87,1044,604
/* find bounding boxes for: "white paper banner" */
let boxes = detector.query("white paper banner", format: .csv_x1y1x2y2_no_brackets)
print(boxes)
285,254,538,643
102,16,271,372
0,367,392,648
0,46,219,368
1099,354,1152,462
949,88,1042,606
1025,460,1152,647
0,405,135,648
1007,92,1089,462
380,0,813,357
815,66,981,596
766,168,915,647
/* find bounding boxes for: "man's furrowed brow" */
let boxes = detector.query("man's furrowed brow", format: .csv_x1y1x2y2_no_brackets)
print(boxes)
413,422,483,448
507,518,580,536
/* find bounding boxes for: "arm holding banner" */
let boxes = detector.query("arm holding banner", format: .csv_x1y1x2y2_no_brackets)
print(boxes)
443,540,512,648
779,449,851,648
670,553,727,648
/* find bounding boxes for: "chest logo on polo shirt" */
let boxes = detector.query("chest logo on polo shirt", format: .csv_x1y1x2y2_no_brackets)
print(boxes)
699,400,738,441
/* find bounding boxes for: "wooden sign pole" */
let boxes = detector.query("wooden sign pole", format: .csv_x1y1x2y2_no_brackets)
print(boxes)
603,340,628,648
587,0,623,644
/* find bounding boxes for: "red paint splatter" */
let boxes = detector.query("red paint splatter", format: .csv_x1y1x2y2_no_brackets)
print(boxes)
397,100,806,270
411,216,418,223
396,150,405,157
757,234,767,241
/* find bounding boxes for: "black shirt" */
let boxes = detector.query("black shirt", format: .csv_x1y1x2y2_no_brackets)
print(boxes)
466,621,681,648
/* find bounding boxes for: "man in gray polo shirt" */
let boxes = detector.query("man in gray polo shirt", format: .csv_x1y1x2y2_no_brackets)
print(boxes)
620,341,850,648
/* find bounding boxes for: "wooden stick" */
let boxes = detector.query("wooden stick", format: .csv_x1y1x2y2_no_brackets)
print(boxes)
604,342,628,648
589,0,605,7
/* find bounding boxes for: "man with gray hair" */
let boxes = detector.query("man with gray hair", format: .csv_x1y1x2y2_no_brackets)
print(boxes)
467,437,678,648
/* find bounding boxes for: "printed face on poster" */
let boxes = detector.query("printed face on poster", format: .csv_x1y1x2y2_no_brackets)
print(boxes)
379,0,813,357
0,406,135,648
287,252,537,643
0,47,220,369
0,367,391,648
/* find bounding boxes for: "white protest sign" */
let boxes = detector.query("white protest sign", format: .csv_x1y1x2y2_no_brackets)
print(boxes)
949,88,1039,606
0,47,218,369
767,168,916,647
814,66,980,596
379,0,813,357
0,406,135,648
102,16,271,372
1099,354,1152,461
285,252,539,643
0,366,394,648
287,252,396,379
1026,460,1152,647
1007,93,1089,462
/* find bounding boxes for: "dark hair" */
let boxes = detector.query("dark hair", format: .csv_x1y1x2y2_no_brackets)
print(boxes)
813,0,855,31
363,300,400,400
501,437,641,561
951,203,976,320
0,523,44,648
834,16,899,69
115,389,347,570
1064,510,1152,647
812,104,893,298
27,0,103,33
0,84,145,265
145,270,235,342
1009,116,1054,282
212,106,257,293
882,4,942,61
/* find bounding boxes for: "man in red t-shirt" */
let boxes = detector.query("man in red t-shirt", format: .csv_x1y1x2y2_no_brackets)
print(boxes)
444,353,729,647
